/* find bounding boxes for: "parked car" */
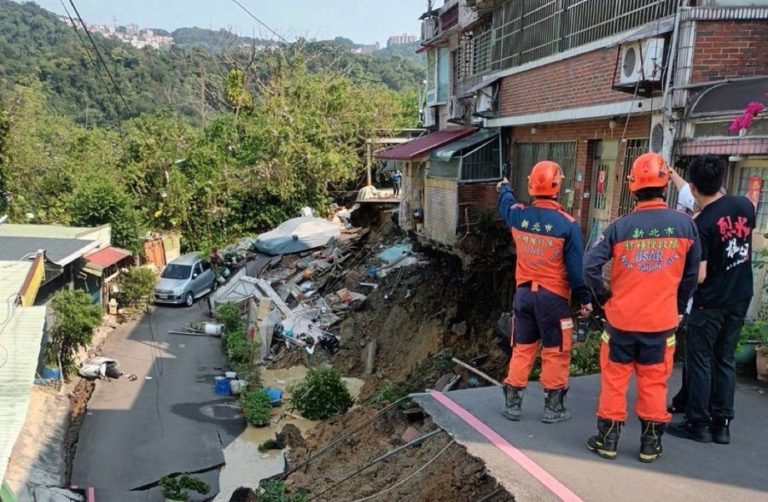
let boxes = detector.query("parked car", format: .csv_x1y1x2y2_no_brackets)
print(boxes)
153,253,216,306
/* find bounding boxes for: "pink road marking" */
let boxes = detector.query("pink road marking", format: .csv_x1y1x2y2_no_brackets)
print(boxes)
88,486,95,502
431,391,583,502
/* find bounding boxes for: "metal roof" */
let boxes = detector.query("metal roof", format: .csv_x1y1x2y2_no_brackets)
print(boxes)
0,223,107,240
374,128,476,161
431,129,499,162
0,236,99,266
85,246,131,268
0,261,31,306
0,305,47,484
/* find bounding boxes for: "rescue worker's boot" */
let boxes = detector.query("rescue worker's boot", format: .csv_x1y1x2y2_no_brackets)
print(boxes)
502,385,525,421
710,418,730,445
542,388,571,423
639,420,664,463
587,419,622,460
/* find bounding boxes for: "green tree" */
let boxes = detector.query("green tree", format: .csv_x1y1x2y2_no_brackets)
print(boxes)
47,290,103,376
68,181,143,251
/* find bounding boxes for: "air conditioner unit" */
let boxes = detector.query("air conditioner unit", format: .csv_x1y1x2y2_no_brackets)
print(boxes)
422,106,437,128
649,113,675,159
619,38,665,86
421,18,438,41
474,85,495,115
449,96,471,121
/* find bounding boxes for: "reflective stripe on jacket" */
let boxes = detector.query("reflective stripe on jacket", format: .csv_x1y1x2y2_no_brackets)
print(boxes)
584,200,701,332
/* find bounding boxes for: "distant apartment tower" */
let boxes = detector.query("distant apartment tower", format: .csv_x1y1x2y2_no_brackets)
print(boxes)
387,33,417,46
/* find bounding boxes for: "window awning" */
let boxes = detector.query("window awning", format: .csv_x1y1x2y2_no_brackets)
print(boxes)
374,128,476,161
84,246,131,276
431,129,499,162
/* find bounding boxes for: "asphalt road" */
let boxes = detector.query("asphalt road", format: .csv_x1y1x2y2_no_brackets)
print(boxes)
71,300,244,499
414,371,768,502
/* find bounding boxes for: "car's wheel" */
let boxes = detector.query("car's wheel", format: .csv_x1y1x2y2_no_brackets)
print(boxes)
184,291,194,307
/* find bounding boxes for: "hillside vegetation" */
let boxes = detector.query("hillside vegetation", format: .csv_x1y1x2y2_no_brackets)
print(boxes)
0,1,420,250
0,0,424,125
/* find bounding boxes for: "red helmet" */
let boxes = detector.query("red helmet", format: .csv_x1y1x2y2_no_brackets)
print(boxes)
528,161,563,197
628,153,670,192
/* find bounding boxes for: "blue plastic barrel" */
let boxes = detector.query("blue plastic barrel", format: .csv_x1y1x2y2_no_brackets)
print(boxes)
265,387,283,407
215,376,231,396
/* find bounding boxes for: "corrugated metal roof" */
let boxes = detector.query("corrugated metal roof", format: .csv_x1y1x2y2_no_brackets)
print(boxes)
0,237,99,266
374,128,476,161
0,305,47,483
431,129,499,162
0,261,31,306
0,224,103,239
85,246,131,268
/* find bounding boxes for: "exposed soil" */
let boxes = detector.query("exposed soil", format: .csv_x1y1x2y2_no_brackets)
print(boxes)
64,378,95,483
326,222,514,399
282,404,514,502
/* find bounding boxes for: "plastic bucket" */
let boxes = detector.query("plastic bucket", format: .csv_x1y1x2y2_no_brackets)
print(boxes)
214,376,231,396
230,379,244,395
204,323,223,336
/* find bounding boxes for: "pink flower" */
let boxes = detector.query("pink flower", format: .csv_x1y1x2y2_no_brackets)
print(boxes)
729,114,752,132
744,101,766,117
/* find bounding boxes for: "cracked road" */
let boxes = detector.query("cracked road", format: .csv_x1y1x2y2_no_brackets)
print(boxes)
71,301,244,500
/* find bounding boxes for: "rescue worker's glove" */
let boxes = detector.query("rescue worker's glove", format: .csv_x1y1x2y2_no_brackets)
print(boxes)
496,177,510,192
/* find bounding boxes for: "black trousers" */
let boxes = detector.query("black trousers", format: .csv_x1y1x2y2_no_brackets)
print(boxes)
685,301,749,424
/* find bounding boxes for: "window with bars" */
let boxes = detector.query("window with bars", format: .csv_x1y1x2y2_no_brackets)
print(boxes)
514,142,577,207
617,139,650,216
462,137,502,181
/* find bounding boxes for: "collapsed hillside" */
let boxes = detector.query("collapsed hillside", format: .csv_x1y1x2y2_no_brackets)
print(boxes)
256,219,518,501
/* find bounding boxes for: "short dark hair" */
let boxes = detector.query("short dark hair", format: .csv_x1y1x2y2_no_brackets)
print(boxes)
634,187,665,202
689,155,725,196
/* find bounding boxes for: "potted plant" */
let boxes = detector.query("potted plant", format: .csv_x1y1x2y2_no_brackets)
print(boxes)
735,321,765,367
160,475,210,501
756,326,768,382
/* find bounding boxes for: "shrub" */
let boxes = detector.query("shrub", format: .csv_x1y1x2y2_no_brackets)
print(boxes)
117,267,156,306
289,367,353,420
217,302,244,333
240,389,273,427
235,361,262,391
570,330,602,377
160,475,210,501
226,329,255,364
47,290,103,376
475,208,498,235
256,479,307,502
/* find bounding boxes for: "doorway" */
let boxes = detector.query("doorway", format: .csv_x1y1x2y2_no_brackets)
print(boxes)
586,140,619,246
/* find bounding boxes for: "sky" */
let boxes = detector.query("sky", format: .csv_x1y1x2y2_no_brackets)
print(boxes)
27,0,428,45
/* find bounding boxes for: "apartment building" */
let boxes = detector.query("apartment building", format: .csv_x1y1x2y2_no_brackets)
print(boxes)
378,0,768,257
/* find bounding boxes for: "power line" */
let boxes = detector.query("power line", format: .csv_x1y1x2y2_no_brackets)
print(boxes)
67,0,134,116
228,0,289,44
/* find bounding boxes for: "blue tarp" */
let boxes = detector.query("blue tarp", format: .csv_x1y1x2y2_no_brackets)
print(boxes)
255,217,341,256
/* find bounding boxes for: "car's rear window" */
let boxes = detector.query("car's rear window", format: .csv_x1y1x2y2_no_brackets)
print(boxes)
161,264,192,279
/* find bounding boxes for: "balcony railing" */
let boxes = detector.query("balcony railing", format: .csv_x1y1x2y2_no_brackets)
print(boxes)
458,0,677,82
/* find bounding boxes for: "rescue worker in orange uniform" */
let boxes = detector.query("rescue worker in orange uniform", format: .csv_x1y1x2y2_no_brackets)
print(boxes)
583,153,701,463
497,161,592,423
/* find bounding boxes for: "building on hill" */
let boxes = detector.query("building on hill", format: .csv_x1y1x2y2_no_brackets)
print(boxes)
353,42,381,54
381,0,768,285
388,33,418,46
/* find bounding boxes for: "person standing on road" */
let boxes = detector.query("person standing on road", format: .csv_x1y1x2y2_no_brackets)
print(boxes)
391,169,402,197
497,161,592,424
584,153,701,463
667,155,755,445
